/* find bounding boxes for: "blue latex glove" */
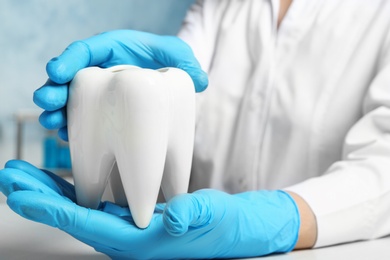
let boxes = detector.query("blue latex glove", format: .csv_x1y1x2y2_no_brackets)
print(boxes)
33,30,208,141
0,160,300,259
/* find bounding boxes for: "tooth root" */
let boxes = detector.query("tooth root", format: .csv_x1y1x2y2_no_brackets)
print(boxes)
106,162,128,206
68,68,115,209
160,69,195,201
72,146,115,209
112,70,169,228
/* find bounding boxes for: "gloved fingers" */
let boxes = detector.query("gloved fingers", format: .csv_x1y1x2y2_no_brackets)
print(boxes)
34,80,69,141
95,30,208,92
163,191,214,236
155,202,166,213
0,168,63,198
46,32,133,84
38,109,67,130
93,247,124,260
3,160,66,196
33,80,68,111
152,35,208,92
41,169,76,202
8,190,160,249
67,227,123,257
74,211,166,250
70,227,139,260
58,126,69,141
7,190,81,230
100,201,166,218
179,62,208,93
47,30,209,92
46,41,91,84
71,234,122,259
69,233,105,252
99,201,132,218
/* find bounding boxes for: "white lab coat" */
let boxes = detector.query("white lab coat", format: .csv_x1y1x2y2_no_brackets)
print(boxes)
178,0,390,248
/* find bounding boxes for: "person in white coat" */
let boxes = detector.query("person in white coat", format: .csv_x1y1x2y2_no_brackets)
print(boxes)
0,0,389,259
182,0,390,248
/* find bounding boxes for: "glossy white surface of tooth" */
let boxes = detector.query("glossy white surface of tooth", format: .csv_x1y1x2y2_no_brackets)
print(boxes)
67,65,195,228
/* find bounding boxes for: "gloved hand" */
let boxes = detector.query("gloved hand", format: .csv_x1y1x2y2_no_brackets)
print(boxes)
33,30,208,141
0,160,300,259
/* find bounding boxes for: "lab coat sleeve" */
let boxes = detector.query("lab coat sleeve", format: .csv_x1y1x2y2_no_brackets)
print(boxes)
287,32,390,247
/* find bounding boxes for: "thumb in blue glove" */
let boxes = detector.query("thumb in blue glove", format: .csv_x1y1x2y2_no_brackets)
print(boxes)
163,190,300,256
33,30,208,141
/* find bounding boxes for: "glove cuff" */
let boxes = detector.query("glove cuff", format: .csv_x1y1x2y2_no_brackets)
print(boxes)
234,189,300,255
277,190,301,252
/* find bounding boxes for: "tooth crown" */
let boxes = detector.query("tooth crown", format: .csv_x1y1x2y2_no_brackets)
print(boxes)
67,65,195,228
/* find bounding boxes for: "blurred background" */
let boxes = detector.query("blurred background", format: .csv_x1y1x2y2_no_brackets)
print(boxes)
0,0,194,202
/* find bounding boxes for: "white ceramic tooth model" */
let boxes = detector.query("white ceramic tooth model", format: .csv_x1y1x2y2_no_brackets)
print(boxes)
67,65,195,228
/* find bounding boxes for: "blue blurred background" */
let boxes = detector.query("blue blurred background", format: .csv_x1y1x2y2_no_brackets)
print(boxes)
0,0,194,174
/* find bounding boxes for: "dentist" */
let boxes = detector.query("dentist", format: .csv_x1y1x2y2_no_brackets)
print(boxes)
1,0,390,259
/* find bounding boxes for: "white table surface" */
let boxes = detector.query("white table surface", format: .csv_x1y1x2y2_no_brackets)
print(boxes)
1,203,389,260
